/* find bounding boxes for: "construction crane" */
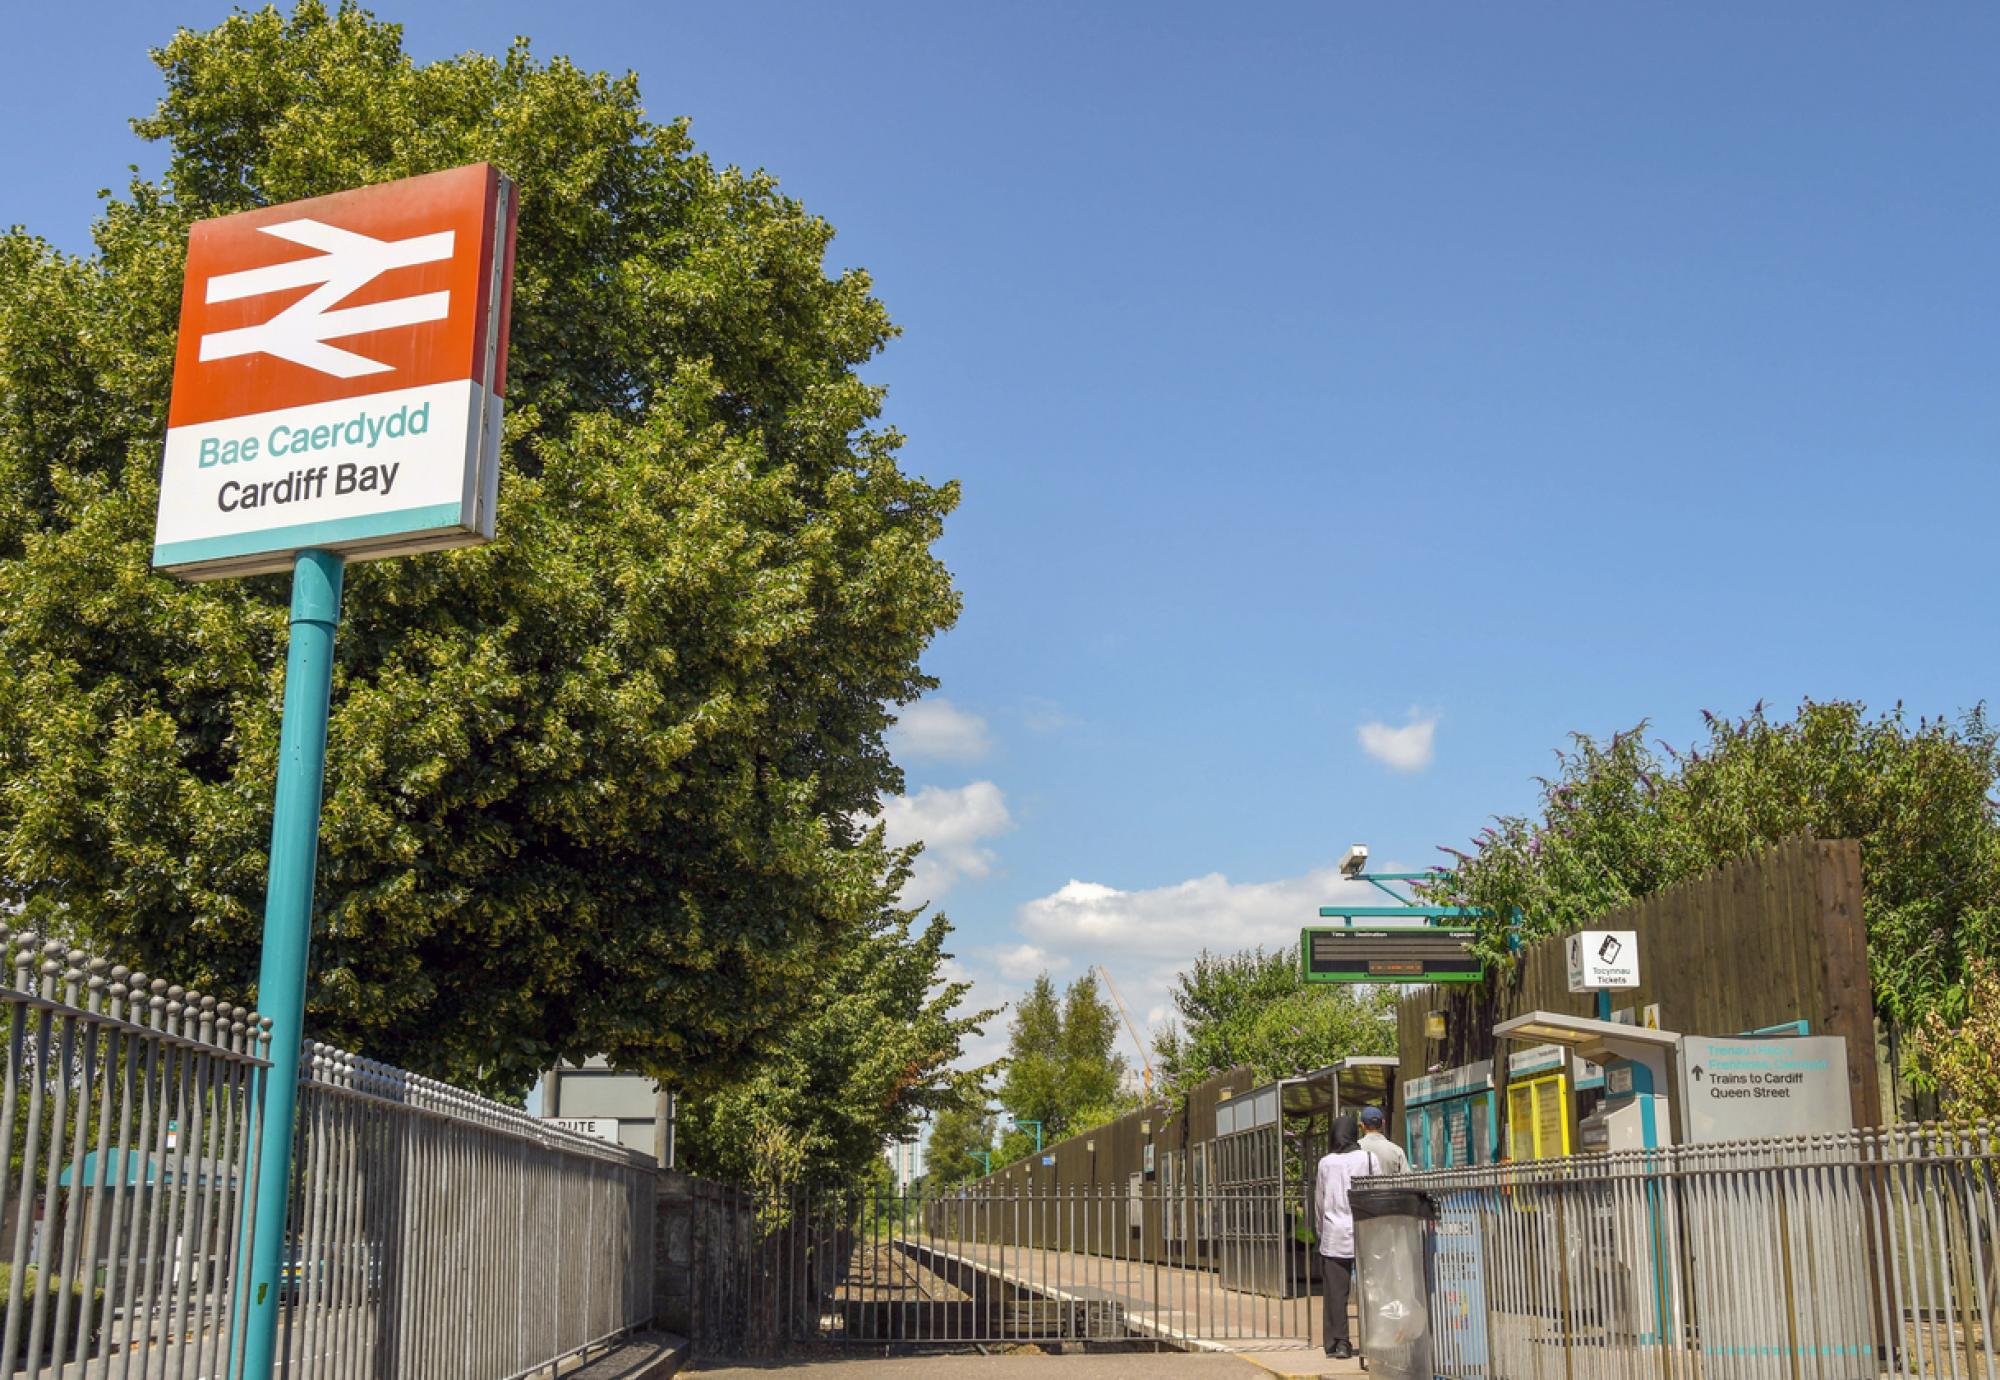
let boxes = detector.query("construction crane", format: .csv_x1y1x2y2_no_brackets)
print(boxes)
1096,964,1156,1099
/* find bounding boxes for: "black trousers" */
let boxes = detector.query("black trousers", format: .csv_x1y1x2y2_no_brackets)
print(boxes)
1322,1253,1356,1347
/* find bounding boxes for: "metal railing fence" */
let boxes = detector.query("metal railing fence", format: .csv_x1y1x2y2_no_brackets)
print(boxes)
0,934,268,1379
0,929,656,1380
275,1043,656,1380
1373,1121,2000,1380
689,1181,1333,1354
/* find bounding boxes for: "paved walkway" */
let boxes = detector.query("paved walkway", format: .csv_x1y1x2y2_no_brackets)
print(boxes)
895,1234,1329,1352
686,1354,1282,1378
686,1352,1364,1379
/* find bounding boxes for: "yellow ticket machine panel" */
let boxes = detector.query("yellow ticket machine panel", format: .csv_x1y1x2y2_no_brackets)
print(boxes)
1505,1044,1575,1160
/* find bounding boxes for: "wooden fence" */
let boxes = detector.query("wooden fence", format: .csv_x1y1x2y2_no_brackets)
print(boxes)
1395,834,1881,1129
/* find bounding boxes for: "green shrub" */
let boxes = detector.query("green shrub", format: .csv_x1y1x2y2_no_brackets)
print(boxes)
0,1263,104,1361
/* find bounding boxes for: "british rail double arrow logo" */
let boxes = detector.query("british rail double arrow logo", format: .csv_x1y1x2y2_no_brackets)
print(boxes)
196,219,456,378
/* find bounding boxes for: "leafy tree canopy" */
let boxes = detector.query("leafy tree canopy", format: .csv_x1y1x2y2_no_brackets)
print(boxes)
923,1103,996,1186
995,971,1134,1163
677,886,997,1195
1428,700,2000,1067
1153,947,1396,1093
1911,958,2000,1118
0,1,959,1095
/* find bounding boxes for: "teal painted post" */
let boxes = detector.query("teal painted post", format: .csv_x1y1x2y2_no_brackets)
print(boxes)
235,549,345,1380
1596,990,1612,1022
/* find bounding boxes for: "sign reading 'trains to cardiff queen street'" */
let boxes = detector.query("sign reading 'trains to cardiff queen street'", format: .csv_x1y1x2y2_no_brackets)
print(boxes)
154,163,518,579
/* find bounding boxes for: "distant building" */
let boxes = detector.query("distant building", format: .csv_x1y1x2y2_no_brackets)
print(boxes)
886,1135,922,1190
542,1055,674,1165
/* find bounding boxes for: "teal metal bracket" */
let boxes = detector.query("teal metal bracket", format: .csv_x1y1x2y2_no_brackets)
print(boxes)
1356,869,1452,906
1740,1019,1810,1037
1318,904,1475,923
1012,1118,1044,1154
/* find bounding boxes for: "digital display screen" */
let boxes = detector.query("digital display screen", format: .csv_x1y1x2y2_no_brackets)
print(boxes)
1300,927,1484,984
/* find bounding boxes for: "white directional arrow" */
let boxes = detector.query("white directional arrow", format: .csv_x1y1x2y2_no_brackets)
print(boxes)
198,218,456,378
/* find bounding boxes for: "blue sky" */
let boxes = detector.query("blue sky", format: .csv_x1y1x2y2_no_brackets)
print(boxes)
6,3,1998,1063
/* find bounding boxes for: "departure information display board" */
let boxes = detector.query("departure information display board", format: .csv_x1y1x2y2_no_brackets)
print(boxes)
1299,926,1484,984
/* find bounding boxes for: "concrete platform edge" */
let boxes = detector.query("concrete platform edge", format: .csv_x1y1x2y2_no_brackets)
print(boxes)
562,1330,691,1380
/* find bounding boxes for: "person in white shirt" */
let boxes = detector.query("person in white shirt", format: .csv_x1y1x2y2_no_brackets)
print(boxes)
1313,1113,1373,1359
1358,1105,1409,1175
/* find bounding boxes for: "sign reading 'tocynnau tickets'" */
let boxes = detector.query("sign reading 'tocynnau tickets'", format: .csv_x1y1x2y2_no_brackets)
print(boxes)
154,164,518,579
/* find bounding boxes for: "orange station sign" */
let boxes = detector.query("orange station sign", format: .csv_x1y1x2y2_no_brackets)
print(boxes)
154,164,517,579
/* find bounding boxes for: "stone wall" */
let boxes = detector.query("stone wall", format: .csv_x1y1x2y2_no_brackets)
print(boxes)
654,1169,844,1355
653,1170,695,1337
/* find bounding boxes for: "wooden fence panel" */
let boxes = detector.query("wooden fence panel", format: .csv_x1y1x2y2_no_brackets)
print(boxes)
1396,836,1880,1131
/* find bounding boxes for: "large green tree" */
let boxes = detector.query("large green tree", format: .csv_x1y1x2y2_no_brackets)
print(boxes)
0,3,959,1095
1153,947,1396,1092
995,971,1133,1163
676,884,997,1196
1429,699,2000,1085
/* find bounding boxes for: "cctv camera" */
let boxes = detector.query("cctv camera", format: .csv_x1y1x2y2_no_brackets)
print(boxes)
1339,844,1369,879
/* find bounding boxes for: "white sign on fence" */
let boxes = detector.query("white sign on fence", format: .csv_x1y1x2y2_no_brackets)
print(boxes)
547,1117,623,1144
1675,1035,1852,1143
1566,930,1639,992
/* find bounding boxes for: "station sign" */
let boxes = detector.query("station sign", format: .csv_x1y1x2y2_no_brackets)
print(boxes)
1674,1035,1852,1143
1566,929,1639,992
155,163,518,579
1300,926,1483,984
546,1117,623,1144
1403,1059,1494,1108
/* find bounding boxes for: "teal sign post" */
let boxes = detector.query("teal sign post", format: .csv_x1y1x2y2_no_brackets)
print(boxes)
236,549,343,1372
156,166,516,1380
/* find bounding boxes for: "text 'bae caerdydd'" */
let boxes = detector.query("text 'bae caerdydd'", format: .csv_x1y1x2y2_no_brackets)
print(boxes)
196,400,431,469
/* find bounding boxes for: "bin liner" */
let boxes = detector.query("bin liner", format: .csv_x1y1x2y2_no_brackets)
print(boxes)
1352,1187,1435,1380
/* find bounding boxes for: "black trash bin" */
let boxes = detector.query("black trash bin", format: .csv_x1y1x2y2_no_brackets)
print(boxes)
1351,1185,1436,1380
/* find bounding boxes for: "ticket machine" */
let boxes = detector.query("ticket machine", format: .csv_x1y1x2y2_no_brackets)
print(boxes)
1589,1051,1671,1151
1494,1012,1681,1151
1503,1043,1608,1159
1496,1012,1685,1345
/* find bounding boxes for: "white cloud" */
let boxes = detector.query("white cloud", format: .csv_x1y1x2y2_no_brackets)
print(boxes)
1358,712,1437,773
878,781,1013,901
1015,867,1393,1053
934,955,1014,1075
1021,871,1344,964
982,942,1068,981
1021,697,1078,733
888,698,992,763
